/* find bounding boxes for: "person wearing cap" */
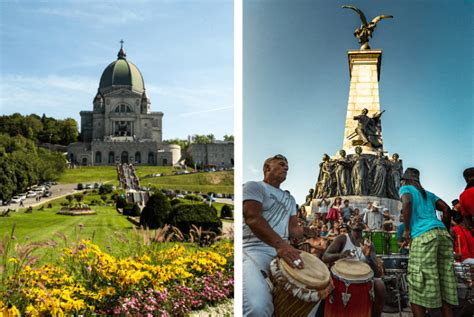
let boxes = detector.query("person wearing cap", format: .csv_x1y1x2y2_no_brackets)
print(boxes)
399,167,458,316
243,154,304,316
364,201,384,230
322,219,385,317
382,208,396,231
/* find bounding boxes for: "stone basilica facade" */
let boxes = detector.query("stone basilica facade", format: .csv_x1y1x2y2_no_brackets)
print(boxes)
68,45,181,166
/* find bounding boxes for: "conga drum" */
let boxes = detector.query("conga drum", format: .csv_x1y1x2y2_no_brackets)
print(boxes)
270,251,333,317
325,259,374,317
371,230,386,254
387,231,399,254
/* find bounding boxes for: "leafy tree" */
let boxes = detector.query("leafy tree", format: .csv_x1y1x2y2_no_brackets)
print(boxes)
139,192,172,229
163,138,189,150
223,135,234,142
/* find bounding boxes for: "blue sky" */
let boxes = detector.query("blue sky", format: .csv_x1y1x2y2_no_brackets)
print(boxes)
243,0,473,205
0,0,233,140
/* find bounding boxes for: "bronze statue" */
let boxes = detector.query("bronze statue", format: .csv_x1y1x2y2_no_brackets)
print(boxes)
305,188,315,206
387,153,403,199
315,154,335,198
369,151,388,197
342,6,393,50
335,150,352,196
351,146,370,195
349,108,384,148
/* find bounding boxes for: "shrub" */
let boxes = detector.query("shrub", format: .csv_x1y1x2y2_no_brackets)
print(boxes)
170,198,181,206
100,195,107,203
89,199,101,206
65,195,74,204
169,203,222,236
74,193,84,203
47,203,52,208
99,184,114,195
139,192,172,229
184,194,203,202
220,205,233,219
77,183,84,190
123,203,141,216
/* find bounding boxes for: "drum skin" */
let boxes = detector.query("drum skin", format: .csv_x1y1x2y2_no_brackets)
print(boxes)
325,260,374,317
270,252,333,317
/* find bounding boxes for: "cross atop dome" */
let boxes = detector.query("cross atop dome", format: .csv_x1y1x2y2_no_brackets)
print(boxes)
117,39,127,59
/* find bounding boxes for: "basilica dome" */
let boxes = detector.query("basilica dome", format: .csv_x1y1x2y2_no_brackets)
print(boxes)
98,45,145,94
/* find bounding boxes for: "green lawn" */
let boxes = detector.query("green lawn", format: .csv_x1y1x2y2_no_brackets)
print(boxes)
0,195,134,263
58,167,233,194
144,171,234,194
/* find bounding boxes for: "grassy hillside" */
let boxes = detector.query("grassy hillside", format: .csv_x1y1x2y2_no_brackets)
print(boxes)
58,166,234,194
58,166,179,184
144,171,234,194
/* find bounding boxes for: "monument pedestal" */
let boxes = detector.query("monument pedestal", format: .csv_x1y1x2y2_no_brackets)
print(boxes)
343,50,383,155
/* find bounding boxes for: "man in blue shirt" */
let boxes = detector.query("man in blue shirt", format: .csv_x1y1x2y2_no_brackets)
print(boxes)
399,168,457,316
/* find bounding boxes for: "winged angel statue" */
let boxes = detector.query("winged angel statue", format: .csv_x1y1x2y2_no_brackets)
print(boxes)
342,6,393,49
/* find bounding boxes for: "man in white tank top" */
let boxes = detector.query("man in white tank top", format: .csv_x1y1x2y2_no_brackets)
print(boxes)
322,221,386,317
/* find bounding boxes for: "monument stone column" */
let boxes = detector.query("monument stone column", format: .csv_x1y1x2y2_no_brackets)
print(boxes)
343,50,383,155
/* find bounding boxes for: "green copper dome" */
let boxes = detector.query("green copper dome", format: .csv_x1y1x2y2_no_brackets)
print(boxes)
98,46,145,94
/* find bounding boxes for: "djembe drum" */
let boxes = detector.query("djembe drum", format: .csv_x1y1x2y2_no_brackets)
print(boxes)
325,259,375,317
270,251,333,317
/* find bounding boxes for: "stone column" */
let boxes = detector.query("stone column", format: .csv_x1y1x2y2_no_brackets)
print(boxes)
343,50,383,155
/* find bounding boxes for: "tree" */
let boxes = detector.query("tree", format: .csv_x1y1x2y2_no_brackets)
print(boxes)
139,192,172,229
223,135,234,142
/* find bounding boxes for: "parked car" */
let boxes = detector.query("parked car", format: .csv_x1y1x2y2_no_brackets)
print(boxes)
43,191,52,198
85,184,94,189
77,183,84,190
11,196,23,204
26,191,37,198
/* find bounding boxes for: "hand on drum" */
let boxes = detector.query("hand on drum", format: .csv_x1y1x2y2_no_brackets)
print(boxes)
340,249,354,259
277,243,304,269
362,239,373,257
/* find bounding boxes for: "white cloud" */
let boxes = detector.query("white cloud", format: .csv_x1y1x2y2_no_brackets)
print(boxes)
0,74,96,120
34,4,146,26
179,106,232,117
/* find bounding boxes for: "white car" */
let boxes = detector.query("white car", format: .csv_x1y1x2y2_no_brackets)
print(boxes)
26,191,37,198
85,184,94,189
11,196,23,204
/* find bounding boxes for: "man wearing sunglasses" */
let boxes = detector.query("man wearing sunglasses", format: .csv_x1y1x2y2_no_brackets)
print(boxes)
243,154,304,316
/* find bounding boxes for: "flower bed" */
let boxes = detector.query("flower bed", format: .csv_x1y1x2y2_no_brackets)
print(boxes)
1,240,234,316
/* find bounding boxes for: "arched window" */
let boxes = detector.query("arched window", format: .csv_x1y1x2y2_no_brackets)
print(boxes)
135,152,141,164
108,151,115,164
95,151,102,164
148,152,155,165
82,157,87,166
114,104,133,113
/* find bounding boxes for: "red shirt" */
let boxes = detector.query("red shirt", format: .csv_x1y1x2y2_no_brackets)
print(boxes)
452,225,474,261
460,186,474,217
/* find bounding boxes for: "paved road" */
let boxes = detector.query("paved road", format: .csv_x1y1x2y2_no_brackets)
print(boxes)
1,183,79,212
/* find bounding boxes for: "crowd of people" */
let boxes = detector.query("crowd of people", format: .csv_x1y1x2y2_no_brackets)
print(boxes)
243,154,473,317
